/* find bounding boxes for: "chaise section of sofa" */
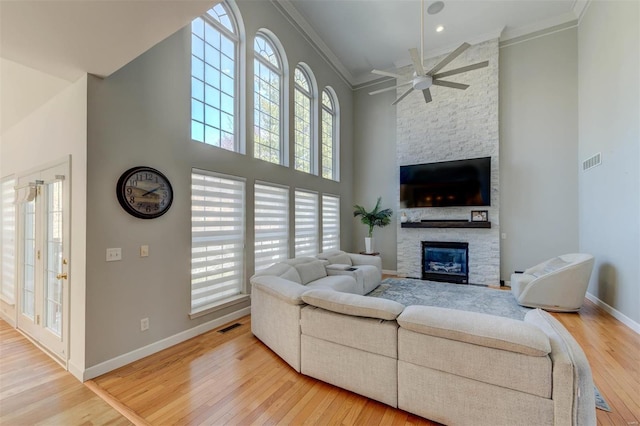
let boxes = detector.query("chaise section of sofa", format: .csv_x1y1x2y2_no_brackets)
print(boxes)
396,306,595,426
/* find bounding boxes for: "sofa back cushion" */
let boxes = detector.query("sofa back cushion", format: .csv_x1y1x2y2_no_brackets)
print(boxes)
398,306,551,357
294,260,328,285
302,289,404,320
327,253,353,266
253,262,302,284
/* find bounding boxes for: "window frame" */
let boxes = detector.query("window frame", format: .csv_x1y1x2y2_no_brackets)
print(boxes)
321,88,340,181
321,193,340,252
191,1,243,152
294,189,319,258
253,31,288,166
190,168,248,318
293,64,317,174
254,181,289,271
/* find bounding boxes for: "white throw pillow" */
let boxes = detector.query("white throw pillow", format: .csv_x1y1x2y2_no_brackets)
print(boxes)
294,260,328,285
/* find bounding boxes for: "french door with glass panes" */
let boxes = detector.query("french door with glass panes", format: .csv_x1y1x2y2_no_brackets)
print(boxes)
16,161,70,362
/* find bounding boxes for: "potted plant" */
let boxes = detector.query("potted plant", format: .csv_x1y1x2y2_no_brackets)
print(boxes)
353,197,393,253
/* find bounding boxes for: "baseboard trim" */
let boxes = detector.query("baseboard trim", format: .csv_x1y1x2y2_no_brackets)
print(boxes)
382,269,397,275
68,361,84,382
586,292,640,335
82,307,251,381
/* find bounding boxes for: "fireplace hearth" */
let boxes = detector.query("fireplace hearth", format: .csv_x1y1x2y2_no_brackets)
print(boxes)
422,241,469,284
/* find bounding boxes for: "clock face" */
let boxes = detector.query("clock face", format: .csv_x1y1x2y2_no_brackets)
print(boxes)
116,167,173,219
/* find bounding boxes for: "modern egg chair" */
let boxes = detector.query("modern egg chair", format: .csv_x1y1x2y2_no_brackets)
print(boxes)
511,253,595,312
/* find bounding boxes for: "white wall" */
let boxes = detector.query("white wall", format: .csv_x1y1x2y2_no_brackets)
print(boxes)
84,0,354,370
499,28,579,280
0,59,87,379
578,1,639,327
353,79,397,270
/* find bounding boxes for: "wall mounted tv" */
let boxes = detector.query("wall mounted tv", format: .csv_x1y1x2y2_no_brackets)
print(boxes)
400,156,491,208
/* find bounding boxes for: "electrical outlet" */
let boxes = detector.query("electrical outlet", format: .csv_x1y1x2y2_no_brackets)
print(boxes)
501,233,507,240
140,245,149,257
140,317,149,331
106,248,122,262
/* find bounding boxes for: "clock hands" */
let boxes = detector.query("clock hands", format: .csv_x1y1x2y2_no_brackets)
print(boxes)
141,186,163,197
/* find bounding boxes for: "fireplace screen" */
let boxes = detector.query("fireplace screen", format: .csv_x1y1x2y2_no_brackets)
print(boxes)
422,241,469,284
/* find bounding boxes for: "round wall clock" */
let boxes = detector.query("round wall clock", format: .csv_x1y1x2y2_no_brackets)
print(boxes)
116,166,173,219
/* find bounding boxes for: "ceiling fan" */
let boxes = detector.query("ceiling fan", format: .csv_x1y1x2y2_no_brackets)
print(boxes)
369,1,489,105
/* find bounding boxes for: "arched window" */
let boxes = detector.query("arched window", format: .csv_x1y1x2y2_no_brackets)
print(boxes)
254,32,285,165
191,1,241,152
321,88,339,181
293,65,316,174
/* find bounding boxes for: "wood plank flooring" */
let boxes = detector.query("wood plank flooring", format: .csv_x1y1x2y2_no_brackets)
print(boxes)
0,320,130,426
1,297,639,425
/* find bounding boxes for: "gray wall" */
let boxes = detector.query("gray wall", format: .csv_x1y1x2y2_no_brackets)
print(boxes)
86,0,354,367
578,0,639,324
499,28,579,280
353,79,397,270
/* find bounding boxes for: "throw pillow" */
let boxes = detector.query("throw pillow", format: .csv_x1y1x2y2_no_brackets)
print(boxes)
294,260,328,285
327,253,353,266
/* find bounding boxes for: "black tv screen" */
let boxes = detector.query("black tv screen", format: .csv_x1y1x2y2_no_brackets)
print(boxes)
400,157,491,208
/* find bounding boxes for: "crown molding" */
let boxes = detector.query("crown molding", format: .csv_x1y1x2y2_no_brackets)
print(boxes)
501,10,578,41
272,0,355,87
573,0,590,25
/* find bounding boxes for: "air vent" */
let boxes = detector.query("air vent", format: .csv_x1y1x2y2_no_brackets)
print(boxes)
582,153,601,171
218,323,242,334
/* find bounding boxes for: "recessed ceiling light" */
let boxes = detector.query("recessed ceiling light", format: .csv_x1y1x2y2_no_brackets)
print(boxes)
436,25,445,32
427,1,445,15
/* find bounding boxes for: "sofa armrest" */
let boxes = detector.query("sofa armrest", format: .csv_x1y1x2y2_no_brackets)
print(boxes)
251,275,307,305
348,253,382,271
397,305,551,356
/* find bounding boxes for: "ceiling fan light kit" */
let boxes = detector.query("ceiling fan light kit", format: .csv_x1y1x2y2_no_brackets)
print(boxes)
369,0,489,106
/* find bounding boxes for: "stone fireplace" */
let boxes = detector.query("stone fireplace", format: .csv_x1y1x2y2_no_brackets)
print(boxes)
395,38,500,286
422,241,469,284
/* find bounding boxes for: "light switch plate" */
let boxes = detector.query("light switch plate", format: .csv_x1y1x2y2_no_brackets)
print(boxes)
140,245,149,257
106,248,122,262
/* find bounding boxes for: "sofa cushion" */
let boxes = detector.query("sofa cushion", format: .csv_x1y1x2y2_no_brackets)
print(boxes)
294,260,328,285
326,253,353,266
306,276,361,294
302,289,404,320
397,306,551,357
250,275,307,305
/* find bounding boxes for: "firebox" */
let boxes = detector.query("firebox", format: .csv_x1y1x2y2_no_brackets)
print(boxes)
422,241,469,284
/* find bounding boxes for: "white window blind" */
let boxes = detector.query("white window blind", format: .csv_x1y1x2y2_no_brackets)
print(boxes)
322,194,340,252
294,189,318,257
191,170,245,313
254,182,289,271
1,177,15,304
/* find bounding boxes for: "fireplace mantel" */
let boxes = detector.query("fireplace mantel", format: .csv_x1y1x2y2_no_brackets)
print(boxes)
402,221,492,229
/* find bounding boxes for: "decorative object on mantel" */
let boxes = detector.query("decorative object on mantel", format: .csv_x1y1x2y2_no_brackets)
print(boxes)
353,197,393,254
470,210,488,222
400,212,408,223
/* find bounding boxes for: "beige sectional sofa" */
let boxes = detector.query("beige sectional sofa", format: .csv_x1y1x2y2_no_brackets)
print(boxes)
250,256,596,425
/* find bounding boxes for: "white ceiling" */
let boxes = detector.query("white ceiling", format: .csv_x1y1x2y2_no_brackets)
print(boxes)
0,0,586,86
281,0,586,85
0,0,219,82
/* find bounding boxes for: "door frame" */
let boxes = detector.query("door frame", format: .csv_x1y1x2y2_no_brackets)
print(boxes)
14,156,71,367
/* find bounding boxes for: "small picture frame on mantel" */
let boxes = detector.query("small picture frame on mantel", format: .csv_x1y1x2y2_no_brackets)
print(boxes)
471,210,489,222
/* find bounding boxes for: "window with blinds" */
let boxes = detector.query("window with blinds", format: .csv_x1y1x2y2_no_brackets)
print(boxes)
1,177,15,304
322,194,340,252
191,169,245,314
254,182,289,271
294,189,318,257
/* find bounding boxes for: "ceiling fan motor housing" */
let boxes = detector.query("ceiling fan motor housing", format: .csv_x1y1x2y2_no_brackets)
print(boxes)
413,75,433,91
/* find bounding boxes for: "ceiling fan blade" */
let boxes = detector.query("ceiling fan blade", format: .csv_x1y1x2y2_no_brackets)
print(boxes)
422,88,432,103
432,61,489,79
369,81,412,95
371,69,403,79
392,87,414,105
427,42,470,75
432,80,469,90
409,48,425,75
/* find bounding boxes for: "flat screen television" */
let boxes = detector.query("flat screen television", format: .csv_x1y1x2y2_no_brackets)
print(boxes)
400,156,491,208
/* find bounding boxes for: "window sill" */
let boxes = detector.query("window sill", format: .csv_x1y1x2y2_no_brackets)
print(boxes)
189,294,250,320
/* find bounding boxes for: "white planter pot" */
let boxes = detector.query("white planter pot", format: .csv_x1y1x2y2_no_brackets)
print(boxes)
365,237,374,254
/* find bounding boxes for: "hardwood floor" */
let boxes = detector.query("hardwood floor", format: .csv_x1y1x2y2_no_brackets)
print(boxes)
2,298,638,425
0,320,130,425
